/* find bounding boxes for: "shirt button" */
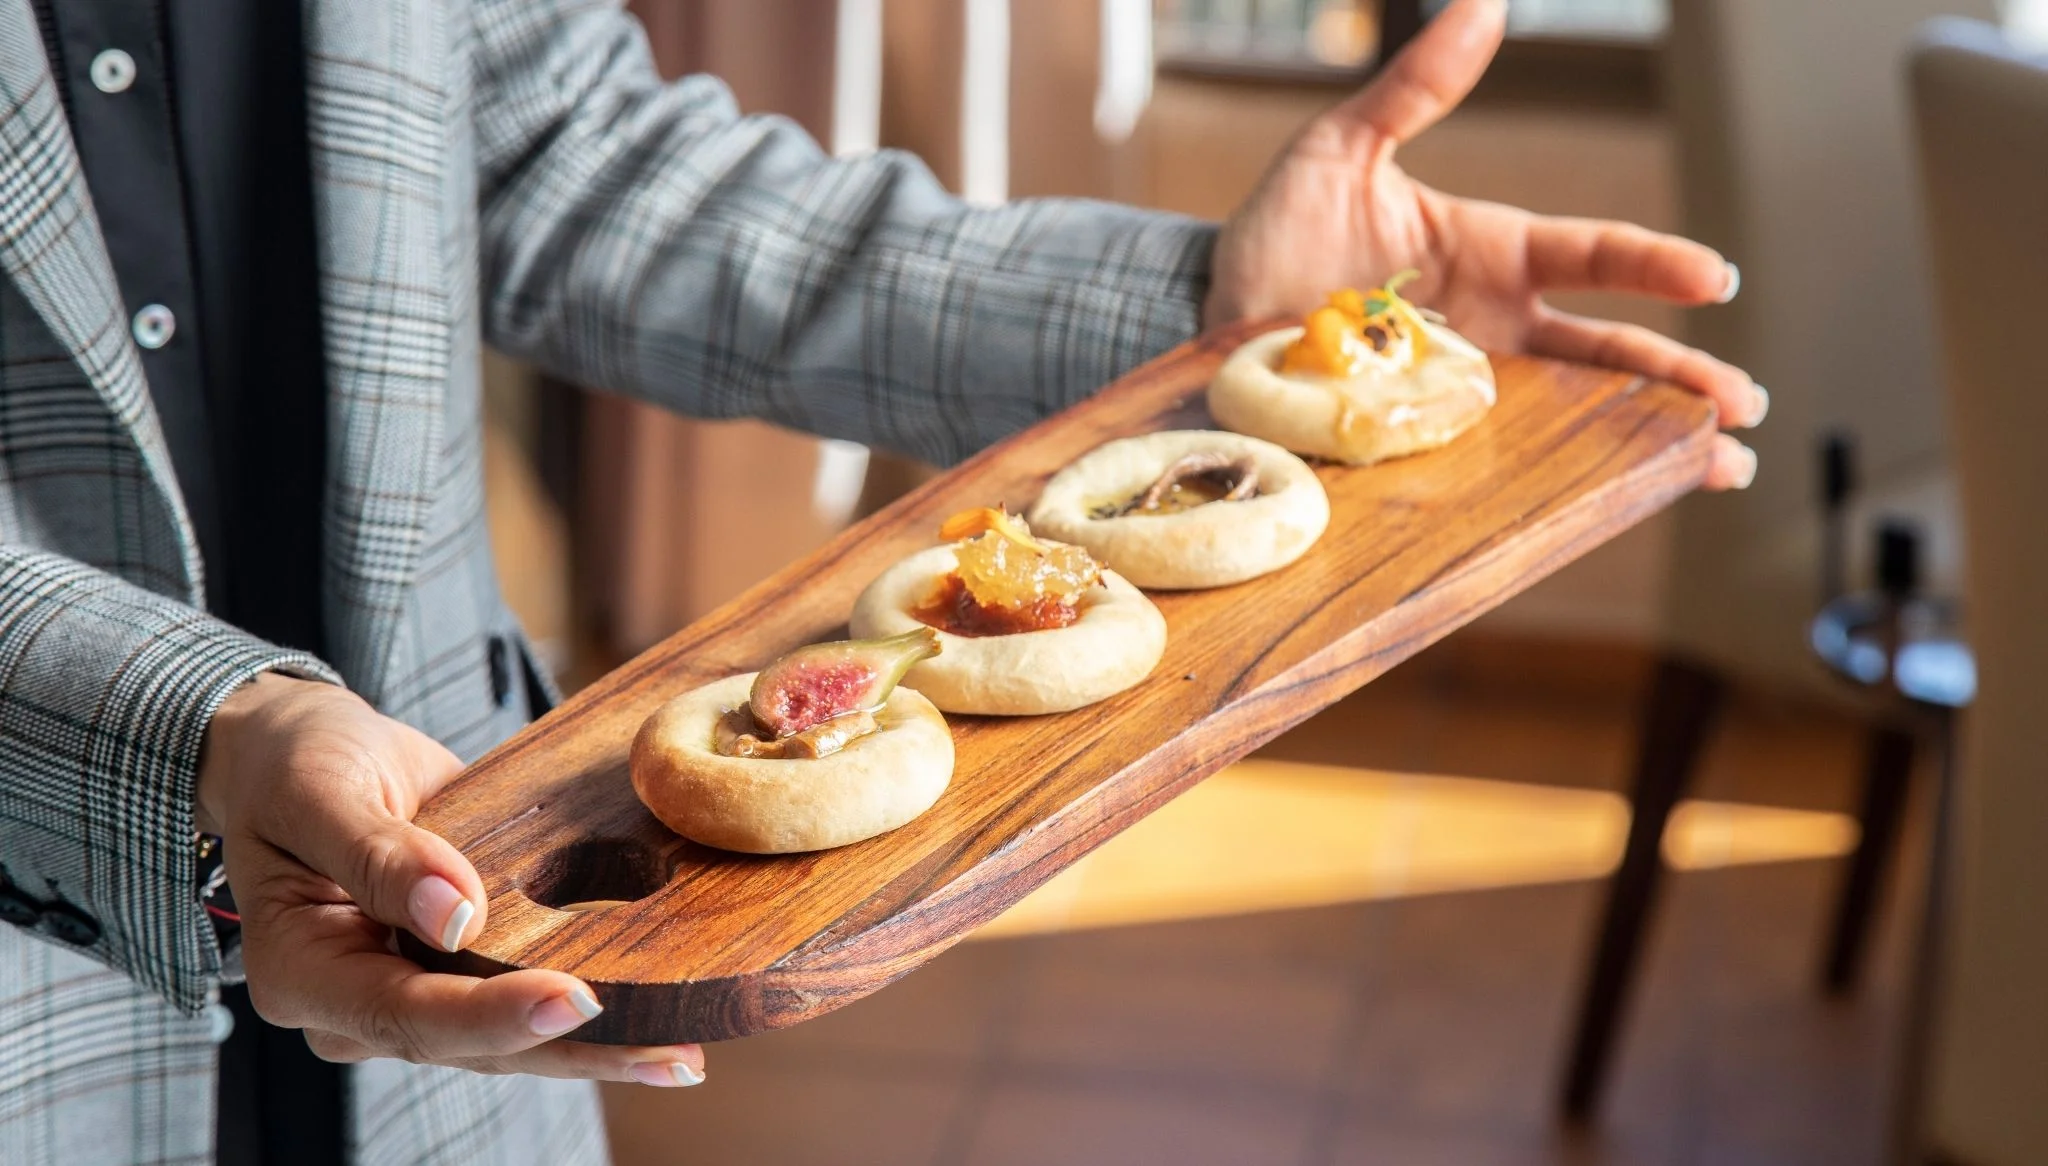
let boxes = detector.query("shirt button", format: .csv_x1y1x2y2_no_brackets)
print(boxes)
488,635,515,708
206,1002,236,1045
0,883,38,927
39,899,101,946
89,49,136,94
131,304,176,350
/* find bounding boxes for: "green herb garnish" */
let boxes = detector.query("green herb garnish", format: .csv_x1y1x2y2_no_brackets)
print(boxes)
1363,268,1422,317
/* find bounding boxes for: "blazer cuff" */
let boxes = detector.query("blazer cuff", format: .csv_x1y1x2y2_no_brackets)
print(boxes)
0,558,342,1013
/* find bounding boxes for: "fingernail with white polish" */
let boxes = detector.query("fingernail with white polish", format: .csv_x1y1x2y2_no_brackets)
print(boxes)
529,989,603,1038
409,875,474,952
1718,262,1742,304
1745,384,1770,428
1732,445,1759,490
631,1062,705,1088
440,899,474,952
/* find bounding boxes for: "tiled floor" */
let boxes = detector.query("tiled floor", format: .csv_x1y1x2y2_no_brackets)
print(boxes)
601,635,1920,1166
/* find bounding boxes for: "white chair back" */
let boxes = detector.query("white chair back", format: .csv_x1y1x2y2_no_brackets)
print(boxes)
1658,0,1993,694
1910,21,2048,1163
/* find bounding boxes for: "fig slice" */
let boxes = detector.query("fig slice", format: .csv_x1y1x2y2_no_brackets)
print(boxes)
747,628,941,739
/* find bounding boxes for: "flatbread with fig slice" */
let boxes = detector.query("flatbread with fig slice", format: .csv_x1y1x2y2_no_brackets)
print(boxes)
630,631,954,853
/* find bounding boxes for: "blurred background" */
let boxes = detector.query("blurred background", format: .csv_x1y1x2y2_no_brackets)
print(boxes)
480,1,2048,1162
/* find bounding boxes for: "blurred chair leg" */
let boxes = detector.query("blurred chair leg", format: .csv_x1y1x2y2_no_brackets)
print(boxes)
1887,709,1956,1166
1561,654,1726,1122
1822,723,1917,995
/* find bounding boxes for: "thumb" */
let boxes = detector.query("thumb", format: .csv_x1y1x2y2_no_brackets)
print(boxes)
1330,0,1506,147
350,817,489,955
262,729,489,954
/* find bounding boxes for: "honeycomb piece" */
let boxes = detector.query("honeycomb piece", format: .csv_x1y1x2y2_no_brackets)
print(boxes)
952,527,1100,611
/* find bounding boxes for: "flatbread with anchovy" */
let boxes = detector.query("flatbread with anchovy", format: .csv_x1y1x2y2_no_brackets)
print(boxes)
1027,430,1328,590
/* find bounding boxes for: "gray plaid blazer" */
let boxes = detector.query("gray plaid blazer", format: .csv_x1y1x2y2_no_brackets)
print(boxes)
0,0,1210,1162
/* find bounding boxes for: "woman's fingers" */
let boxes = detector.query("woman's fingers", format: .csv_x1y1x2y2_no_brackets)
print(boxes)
1527,309,1766,427
259,803,487,954
304,1026,706,1085
1524,216,1737,306
247,713,487,950
1525,310,1760,491
239,691,490,954
272,947,604,1062
240,829,706,1081
1326,0,1507,147
300,1030,705,1085
217,673,708,1082
437,1038,709,1086
236,839,609,1061
302,1028,377,1064
1705,433,1760,491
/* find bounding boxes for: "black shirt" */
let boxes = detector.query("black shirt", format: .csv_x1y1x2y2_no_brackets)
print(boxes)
35,0,329,659
34,3,337,1163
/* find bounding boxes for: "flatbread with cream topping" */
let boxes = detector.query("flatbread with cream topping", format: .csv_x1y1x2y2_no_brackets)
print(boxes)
1209,275,1496,465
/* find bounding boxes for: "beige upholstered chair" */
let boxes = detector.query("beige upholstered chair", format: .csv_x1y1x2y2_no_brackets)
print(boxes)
1561,0,1996,1120
1909,21,2048,1164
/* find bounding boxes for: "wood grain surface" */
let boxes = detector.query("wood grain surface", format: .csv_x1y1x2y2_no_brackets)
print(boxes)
406,322,1717,1044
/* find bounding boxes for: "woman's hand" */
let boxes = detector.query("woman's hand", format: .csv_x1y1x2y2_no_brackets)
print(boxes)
197,673,705,1086
1207,0,1764,489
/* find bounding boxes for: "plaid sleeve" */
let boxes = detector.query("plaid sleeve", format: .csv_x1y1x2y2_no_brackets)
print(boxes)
0,550,341,1014
470,0,1216,467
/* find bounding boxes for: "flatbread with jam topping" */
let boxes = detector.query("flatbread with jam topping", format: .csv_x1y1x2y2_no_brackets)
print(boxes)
848,508,1166,715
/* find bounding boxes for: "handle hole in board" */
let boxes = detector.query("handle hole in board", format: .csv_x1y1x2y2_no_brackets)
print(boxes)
520,837,678,914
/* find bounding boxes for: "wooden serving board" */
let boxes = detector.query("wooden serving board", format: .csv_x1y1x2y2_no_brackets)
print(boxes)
407,321,1716,1045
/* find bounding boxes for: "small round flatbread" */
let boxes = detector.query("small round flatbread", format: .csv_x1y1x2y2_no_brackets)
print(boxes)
1026,430,1329,590
848,545,1167,715
631,674,954,854
1208,323,1496,465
